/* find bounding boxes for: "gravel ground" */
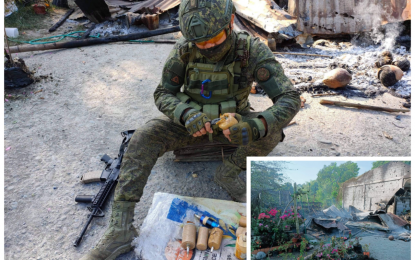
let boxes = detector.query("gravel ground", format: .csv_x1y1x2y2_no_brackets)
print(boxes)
4,42,410,260
359,236,411,260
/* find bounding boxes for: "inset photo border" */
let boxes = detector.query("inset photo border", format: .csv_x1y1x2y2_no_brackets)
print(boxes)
247,158,411,260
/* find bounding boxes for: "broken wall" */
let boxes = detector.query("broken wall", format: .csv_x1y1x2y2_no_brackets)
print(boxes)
287,0,411,35
342,162,411,212
395,195,410,215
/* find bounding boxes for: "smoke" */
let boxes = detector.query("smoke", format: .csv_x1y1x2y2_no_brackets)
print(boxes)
373,22,405,51
353,0,406,51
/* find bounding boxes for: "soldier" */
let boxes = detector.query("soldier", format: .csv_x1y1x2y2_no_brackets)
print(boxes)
81,0,300,259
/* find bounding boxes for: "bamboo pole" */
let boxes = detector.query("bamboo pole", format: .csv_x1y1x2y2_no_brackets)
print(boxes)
7,26,180,53
320,99,410,113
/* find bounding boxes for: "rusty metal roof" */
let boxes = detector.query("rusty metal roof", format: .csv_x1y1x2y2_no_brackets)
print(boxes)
234,0,301,39
289,0,411,35
128,0,181,14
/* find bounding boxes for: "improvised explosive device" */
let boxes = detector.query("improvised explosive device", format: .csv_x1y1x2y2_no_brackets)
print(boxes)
182,222,197,256
195,214,220,228
196,226,209,251
208,227,223,252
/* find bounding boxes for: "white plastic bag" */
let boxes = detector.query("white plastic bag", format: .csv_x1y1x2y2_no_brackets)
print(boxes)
133,193,246,260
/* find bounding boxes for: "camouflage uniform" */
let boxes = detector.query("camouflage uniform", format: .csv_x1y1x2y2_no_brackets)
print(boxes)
114,31,301,202
81,0,300,258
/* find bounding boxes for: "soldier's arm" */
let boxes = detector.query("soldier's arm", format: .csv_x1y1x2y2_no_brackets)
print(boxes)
249,39,301,135
153,40,193,125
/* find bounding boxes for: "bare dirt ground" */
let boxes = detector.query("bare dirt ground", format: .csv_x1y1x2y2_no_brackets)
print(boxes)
3,41,410,260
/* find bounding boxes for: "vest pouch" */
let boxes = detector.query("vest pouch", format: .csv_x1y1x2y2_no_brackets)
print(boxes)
220,100,236,114
202,104,219,120
176,92,202,111
185,62,235,104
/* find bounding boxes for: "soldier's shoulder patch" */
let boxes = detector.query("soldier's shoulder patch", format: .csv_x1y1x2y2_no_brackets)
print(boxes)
257,67,270,81
171,76,180,84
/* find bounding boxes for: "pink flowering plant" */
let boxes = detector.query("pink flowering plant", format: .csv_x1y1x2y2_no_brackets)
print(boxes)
280,208,305,227
310,236,357,259
251,207,289,249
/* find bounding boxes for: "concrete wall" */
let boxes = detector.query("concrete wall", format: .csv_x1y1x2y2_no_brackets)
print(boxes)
395,196,411,215
342,162,411,211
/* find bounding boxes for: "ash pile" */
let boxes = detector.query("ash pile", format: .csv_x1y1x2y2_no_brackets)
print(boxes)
277,41,411,101
53,0,411,103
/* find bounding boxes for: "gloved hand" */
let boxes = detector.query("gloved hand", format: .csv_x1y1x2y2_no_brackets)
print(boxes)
223,114,265,146
183,109,212,136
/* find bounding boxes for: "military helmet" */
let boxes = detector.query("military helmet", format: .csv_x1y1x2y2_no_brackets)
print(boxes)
179,0,234,43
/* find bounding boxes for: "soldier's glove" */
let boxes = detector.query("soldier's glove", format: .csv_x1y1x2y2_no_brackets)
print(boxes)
183,109,211,135
228,114,266,146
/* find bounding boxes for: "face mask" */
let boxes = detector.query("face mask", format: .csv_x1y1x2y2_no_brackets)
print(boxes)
199,33,233,62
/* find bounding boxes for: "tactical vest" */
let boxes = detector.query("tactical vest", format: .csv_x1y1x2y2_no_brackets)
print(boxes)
177,32,252,120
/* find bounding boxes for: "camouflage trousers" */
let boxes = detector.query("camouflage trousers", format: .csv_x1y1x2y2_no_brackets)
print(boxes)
114,113,284,202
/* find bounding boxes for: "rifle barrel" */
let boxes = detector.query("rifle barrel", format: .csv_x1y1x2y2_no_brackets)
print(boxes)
74,209,96,247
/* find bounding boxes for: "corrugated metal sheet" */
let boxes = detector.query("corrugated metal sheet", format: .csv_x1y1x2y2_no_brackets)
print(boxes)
234,14,268,41
128,0,181,14
233,0,301,39
289,0,411,35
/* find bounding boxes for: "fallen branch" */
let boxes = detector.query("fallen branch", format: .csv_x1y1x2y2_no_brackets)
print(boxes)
8,26,180,53
79,23,96,40
311,93,340,97
320,99,410,113
273,52,332,58
49,9,75,33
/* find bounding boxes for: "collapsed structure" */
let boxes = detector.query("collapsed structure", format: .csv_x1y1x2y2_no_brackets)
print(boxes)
342,162,411,213
304,162,411,243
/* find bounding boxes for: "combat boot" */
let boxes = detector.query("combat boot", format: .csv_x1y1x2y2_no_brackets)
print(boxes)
80,201,138,260
214,160,246,202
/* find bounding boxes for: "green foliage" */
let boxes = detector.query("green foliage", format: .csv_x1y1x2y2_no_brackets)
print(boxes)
5,2,46,30
372,161,410,169
251,207,289,249
302,162,359,208
251,161,289,191
251,161,293,209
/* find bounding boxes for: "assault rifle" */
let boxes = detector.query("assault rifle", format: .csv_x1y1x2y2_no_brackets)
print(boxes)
73,130,135,247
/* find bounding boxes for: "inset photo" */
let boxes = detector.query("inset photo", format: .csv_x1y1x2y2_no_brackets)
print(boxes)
249,160,411,260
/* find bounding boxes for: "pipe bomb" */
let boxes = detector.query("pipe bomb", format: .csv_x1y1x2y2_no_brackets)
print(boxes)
208,227,223,251
235,232,247,260
236,227,247,237
239,216,247,228
196,226,209,251
182,222,196,256
322,68,352,88
377,65,403,87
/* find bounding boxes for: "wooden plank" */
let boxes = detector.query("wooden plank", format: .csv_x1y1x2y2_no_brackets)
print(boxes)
320,99,411,113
